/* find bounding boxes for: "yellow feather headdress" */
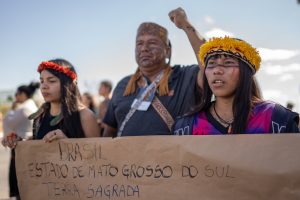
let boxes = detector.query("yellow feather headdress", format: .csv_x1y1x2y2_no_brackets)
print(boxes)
198,36,261,73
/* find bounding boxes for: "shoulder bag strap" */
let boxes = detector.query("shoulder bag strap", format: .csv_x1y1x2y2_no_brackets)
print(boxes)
152,96,174,131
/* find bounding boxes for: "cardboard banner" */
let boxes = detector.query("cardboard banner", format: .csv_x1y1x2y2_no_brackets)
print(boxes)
16,134,300,200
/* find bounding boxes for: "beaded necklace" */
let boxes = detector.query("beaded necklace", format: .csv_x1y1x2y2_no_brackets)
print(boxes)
213,103,233,134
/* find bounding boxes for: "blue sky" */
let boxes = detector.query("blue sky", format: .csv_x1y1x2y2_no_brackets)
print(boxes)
1,0,300,110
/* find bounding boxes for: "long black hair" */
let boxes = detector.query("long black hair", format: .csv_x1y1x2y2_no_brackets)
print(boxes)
191,60,262,134
42,58,85,138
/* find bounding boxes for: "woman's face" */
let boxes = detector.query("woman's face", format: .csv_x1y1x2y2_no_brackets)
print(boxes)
40,70,61,103
82,94,91,107
205,54,240,99
15,91,27,103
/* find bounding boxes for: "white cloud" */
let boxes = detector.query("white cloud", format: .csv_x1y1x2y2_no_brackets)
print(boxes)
205,28,234,38
263,63,300,75
204,16,215,25
262,89,289,105
262,90,282,99
258,48,300,61
278,74,294,82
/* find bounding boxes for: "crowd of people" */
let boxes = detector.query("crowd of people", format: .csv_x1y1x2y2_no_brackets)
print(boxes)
1,7,299,200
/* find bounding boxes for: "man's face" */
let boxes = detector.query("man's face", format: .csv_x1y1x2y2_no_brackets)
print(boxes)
98,84,109,96
135,34,170,68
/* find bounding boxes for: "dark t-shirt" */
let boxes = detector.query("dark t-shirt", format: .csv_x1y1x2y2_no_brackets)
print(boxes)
35,110,61,139
103,65,201,136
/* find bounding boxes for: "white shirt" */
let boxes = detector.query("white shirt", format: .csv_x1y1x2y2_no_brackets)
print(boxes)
3,99,38,139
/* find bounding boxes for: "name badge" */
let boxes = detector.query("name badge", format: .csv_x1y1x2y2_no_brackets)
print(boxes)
131,99,151,111
131,87,155,111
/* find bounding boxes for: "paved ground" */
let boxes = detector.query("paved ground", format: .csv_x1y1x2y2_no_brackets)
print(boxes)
0,132,10,199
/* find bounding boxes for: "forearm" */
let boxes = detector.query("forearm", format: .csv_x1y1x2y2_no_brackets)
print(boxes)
169,7,206,65
182,22,206,65
169,7,206,89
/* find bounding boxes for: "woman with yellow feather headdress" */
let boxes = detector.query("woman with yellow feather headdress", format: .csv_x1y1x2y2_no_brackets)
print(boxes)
173,37,299,135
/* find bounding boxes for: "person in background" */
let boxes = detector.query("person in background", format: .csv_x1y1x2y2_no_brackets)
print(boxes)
2,82,39,200
173,37,299,135
286,101,294,111
32,88,44,108
82,92,97,114
98,80,112,136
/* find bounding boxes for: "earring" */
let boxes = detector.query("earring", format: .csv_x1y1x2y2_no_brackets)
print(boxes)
166,58,170,65
211,94,216,102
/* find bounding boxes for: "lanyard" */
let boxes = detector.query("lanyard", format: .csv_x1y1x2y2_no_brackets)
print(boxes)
117,70,164,137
